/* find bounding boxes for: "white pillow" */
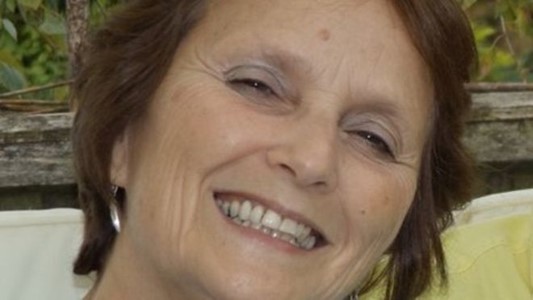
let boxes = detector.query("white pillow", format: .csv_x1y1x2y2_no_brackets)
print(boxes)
0,208,92,300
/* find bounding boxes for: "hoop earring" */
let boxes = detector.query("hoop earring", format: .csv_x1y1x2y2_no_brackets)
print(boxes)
348,291,359,300
110,185,121,233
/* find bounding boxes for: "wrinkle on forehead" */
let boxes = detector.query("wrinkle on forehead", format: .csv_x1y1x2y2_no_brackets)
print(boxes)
207,0,400,27
313,0,403,28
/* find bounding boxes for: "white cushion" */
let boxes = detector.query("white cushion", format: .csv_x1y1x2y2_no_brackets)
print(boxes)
0,209,92,300
453,188,533,225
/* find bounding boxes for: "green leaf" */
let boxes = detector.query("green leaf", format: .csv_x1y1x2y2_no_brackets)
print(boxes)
493,49,516,66
2,18,17,40
44,34,67,52
6,0,17,12
0,50,23,70
17,0,43,10
473,25,496,43
461,0,478,9
0,62,27,91
44,0,62,11
38,9,65,35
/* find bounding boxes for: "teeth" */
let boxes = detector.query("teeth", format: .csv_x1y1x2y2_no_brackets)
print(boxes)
250,205,265,225
302,236,316,250
222,202,230,216
239,200,252,220
261,209,282,230
297,225,312,242
215,195,319,250
230,200,240,218
279,218,298,236
295,223,305,237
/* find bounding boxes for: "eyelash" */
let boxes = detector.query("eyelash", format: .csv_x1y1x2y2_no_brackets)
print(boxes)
352,130,394,158
228,78,278,99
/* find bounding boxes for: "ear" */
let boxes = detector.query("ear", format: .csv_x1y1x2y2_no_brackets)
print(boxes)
109,132,130,187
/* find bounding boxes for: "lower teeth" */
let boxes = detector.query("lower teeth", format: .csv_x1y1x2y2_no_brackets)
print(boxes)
230,217,313,250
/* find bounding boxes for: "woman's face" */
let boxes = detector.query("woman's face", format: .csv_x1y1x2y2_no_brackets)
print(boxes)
111,0,432,299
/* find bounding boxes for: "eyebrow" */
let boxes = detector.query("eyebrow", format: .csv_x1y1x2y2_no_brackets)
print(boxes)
357,94,413,130
235,45,313,78
354,95,402,118
347,89,416,134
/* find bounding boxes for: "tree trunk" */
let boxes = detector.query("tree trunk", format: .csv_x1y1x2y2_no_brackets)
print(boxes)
66,0,89,79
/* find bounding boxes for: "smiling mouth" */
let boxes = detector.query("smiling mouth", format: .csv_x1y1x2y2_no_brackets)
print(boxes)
214,192,326,251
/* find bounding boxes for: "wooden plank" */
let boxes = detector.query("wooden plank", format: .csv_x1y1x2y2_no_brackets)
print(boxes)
1,92,532,188
470,92,533,122
0,113,74,188
466,92,533,164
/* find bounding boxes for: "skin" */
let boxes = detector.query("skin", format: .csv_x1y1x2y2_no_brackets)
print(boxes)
90,0,433,299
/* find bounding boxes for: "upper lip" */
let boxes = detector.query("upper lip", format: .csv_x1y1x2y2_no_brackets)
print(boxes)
213,189,329,244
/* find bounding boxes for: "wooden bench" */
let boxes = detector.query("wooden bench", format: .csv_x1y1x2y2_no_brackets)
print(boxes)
1,92,532,210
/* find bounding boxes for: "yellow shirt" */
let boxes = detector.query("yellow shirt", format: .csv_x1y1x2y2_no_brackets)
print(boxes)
362,190,533,300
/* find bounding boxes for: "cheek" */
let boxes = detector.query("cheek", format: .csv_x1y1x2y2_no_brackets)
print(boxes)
342,165,418,247
124,84,271,238
130,81,261,179
163,84,271,172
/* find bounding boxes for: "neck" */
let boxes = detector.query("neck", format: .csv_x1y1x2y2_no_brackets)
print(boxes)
84,231,206,300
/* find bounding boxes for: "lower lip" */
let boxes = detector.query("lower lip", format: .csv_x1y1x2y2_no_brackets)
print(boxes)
213,197,313,255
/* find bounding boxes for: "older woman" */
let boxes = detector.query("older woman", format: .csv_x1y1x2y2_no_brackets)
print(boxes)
71,0,476,299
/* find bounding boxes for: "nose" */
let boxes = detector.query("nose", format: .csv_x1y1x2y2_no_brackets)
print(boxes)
266,119,338,192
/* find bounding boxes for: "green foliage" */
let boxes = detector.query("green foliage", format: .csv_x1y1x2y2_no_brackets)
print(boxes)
0,0,68,99
0,0,121,100
0,61,26,90
463,0,533,82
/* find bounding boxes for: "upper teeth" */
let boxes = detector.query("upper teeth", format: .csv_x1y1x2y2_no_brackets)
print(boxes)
215,196,317,250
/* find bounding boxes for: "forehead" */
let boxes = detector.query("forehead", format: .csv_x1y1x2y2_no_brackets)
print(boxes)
179,0,432,123
203,0,405,41
194,0,430,84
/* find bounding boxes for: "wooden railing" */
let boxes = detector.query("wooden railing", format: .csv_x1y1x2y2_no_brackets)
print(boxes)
1,92,532,209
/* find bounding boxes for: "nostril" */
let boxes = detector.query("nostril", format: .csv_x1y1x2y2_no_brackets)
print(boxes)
279,162,297,177
266,148,296,174
313,180,329,189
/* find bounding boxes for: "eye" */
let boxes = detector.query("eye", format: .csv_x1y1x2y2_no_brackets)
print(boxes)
228,78,277,98
225,65,289,107
353,130,395,158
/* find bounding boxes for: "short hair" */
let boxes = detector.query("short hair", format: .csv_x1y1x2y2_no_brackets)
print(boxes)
72,0,207,274
71,1,477,299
